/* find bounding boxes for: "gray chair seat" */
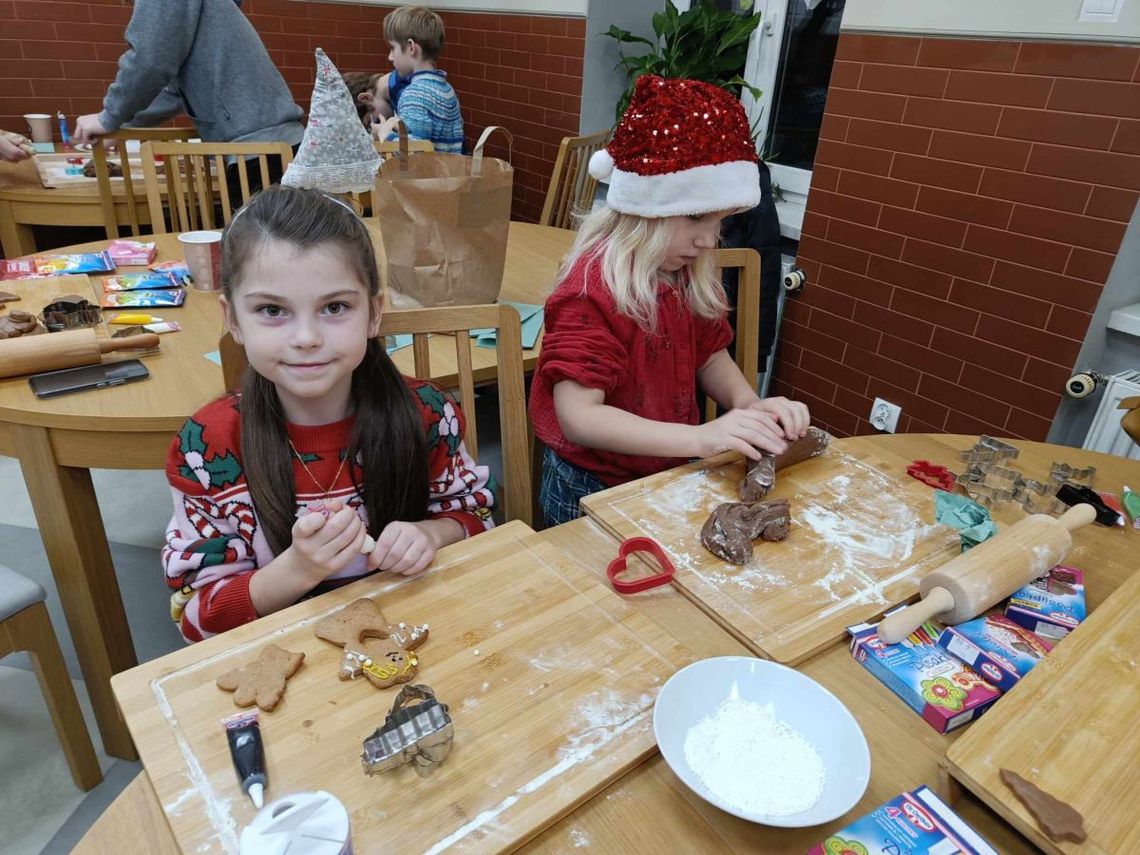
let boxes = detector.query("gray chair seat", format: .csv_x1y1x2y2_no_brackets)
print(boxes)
0,563,45,622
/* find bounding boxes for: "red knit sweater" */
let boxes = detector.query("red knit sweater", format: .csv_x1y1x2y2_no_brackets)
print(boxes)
529,252,733,486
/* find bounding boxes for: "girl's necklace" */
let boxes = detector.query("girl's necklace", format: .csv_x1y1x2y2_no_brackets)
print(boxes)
288,439,349,500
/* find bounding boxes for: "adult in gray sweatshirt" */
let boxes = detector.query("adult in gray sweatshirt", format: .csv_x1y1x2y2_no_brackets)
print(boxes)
74,0,304,146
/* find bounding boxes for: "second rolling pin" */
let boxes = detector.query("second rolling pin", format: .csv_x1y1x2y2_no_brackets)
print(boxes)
0,328,160,380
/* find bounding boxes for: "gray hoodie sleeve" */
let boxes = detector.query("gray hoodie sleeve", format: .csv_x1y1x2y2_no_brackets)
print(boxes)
98,0,204,131
122,85,185,128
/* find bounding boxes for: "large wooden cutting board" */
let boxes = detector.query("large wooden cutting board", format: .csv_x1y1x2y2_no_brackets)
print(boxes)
111,522,691,854
944,567,1140,854
580,440,959,664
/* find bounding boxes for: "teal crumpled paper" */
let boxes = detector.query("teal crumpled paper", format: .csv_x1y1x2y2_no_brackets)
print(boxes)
934,490,998,552
469,301,544,350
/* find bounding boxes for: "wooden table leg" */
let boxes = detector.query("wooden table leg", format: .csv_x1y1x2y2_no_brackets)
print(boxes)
12,423,139,760
0,198,37,257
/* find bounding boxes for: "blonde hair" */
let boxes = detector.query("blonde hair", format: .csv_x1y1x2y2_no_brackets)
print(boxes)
560,207,726,330
384,6,445,59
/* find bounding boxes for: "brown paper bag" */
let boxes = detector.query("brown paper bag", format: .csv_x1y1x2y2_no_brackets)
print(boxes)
374,122,514,307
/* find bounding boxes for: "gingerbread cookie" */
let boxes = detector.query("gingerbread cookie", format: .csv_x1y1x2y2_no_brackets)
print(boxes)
741,426,831,501
315,598,429,689
0,292,19,305
1000,769,1087,843
216,644,305,712
700,499,791,564
82,158,122,178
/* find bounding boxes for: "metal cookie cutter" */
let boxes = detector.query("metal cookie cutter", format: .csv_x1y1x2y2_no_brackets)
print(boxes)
361,684,453,778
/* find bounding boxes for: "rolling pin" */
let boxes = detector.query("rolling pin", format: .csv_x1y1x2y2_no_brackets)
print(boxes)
877,503,1096,644
0,328,160,380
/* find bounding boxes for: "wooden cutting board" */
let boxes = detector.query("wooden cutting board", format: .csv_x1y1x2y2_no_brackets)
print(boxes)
111,522,691,854
580,441,959,664
944,566,1140,854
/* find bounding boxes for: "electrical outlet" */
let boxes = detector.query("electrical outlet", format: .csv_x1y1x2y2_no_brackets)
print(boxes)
870,398,902,433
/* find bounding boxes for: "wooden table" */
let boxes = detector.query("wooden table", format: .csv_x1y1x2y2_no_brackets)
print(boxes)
0,222,574,760
0,155,156,257
75,435,1140,853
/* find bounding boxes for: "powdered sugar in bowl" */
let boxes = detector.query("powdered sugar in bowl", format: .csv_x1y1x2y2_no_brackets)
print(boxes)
654,656,870,827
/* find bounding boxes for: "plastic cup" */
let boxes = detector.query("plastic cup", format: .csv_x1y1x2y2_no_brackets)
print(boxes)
24,113,53,144
178,231,223,292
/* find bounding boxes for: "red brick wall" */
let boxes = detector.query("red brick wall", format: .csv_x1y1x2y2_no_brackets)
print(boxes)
775,34,1140,441
0,0,585,223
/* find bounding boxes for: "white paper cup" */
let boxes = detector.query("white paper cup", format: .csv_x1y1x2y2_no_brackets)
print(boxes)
178,231,223,292
24,113,53,144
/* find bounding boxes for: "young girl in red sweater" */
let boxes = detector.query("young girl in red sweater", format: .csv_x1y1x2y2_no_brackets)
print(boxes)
163,186,494,641
529,76,810,527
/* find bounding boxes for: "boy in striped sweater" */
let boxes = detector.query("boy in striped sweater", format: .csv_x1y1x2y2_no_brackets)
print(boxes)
359,6,464,153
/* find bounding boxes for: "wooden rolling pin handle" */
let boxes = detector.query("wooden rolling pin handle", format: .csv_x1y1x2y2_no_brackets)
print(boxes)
877,586,956,644
1059,503,1097,532
99,334,160,353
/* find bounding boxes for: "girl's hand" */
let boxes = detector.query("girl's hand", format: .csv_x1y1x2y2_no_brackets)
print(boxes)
287,501,368,582
694,408,789,460
748,397,811,440
368,521,437,576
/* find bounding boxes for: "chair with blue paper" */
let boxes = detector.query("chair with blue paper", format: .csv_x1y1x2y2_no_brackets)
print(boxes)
218,303,532,526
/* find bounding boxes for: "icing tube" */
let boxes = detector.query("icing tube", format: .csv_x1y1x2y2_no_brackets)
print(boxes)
223,711,267,808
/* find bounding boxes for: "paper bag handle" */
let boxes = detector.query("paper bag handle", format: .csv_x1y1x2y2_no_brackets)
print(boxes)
471,126,513,175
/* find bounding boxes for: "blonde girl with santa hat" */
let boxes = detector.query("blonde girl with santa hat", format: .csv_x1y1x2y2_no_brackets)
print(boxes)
528,75,811,528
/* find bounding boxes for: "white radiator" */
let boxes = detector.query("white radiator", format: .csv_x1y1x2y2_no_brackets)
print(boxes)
1083,370,1140,460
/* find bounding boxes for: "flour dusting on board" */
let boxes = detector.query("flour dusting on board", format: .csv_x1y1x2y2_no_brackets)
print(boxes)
611,450,955,606
422,687,655,855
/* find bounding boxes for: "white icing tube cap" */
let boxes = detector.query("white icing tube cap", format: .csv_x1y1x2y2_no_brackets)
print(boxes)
248,782,264,809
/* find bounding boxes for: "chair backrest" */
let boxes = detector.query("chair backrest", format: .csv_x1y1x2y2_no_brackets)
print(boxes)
704,247,761,423
141,141,295,233
219,304,532,526
539,130,609,230
93,128,194,239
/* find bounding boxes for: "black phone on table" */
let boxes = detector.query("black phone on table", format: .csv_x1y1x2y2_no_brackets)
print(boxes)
28,359,150,398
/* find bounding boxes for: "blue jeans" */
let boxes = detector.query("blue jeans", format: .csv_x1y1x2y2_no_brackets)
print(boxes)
539,447,608,528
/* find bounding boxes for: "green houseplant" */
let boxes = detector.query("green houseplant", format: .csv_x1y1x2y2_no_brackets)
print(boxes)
603,0,763,126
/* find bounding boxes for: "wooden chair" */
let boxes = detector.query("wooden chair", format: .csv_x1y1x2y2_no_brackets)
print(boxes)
539,130,609,230
219,304,532,526
92,128,194,239
140,141,295,233
529,247,762,527
1,563,102,791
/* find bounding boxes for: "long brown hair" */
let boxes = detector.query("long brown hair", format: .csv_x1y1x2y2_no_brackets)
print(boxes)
221,185,428,555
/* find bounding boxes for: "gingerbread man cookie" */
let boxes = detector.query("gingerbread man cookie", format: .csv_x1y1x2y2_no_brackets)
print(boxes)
315,598,429,689
216,644,305,712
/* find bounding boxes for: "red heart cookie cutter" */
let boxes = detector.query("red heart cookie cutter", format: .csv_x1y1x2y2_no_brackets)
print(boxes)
606,537,676,594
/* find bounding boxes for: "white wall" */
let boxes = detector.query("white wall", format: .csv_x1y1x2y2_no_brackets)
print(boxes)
841,0,1140,42
579,0,663,134
328,0,587,15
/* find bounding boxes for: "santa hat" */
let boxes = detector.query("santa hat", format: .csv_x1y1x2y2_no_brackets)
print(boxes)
590,75,760,218
282,49,381,194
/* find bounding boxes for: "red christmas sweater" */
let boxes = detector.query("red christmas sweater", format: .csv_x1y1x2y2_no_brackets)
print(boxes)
162,378,494,642
529,252,733,486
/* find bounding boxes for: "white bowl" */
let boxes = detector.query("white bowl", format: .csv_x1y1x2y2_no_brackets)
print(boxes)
653,656,870,827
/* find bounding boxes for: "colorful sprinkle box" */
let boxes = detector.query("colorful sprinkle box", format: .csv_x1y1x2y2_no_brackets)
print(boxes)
1005,565,1086,640
848,615,1001,733
808,786,999,855
937,614,1053,693
102,272,181,292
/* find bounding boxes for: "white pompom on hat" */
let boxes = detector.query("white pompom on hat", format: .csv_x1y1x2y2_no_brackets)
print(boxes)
595,75,760,218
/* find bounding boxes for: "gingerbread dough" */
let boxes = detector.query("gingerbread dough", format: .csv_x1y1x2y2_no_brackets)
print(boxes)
315,598,429,689
1000,768,1087,843
741,426,832,501
700,499,791,564
0,309,42,339
83,158,122,178
216,644,305,712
